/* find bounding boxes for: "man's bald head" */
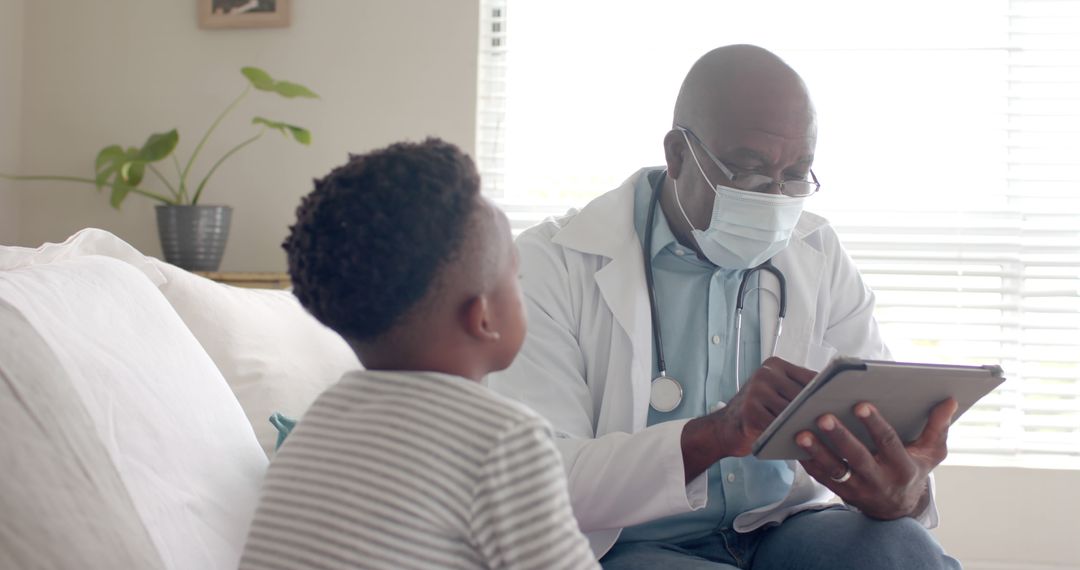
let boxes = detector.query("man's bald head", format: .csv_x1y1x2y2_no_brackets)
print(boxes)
659,46,818,255
673,45,815,141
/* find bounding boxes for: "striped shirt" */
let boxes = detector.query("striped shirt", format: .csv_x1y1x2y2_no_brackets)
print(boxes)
239,370,599,570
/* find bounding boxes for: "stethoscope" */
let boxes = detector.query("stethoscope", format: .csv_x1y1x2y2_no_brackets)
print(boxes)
644,173,788,413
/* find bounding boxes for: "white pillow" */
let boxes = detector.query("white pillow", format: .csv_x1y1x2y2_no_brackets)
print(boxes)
0,228,362,456
0,256,267,570
0,227,165,285
150,258,361,456
0,299,166,570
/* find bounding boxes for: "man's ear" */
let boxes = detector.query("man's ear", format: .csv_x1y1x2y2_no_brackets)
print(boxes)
663,129,686,179
463,295,501,342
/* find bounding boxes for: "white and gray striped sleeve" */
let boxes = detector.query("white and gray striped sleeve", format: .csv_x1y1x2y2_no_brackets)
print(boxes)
468,417,599,570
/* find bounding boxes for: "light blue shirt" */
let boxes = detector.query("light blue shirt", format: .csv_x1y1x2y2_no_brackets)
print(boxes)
619,169,794,544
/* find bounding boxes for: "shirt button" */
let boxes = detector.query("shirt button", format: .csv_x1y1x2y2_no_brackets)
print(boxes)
674,248,686,256
727,473,736,483
711,335,721,345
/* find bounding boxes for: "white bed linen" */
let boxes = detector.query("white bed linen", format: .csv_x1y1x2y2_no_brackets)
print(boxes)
0,227,165,285
0,299,166,570
151,259,361,456
1,227,361,457
0,256,267,570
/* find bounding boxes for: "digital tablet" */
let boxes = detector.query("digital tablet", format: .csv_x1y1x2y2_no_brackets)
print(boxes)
751,357,1005,460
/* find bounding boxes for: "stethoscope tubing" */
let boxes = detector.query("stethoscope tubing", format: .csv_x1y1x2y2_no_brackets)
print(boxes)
643,173,669,379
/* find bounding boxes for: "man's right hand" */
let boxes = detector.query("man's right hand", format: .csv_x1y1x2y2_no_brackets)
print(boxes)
713,356,818,456
681,357,817,482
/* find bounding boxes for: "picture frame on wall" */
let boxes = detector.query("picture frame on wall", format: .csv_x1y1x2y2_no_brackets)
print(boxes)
198,0,290,29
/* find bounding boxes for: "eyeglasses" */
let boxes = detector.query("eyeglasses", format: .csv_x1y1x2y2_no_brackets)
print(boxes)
675,125,820,198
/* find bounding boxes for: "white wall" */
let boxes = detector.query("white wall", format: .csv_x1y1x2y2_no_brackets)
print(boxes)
932,465,1080,569
0,0,23,245
17,0,479,270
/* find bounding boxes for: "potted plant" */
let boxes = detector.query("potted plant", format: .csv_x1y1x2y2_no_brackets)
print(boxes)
1,67,318,271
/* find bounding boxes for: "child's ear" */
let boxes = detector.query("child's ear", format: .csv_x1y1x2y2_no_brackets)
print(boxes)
463,294,501,342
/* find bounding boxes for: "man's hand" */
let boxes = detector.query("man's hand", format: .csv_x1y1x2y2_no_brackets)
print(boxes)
795,398,959,520
714,357,818,456
682,357,816,482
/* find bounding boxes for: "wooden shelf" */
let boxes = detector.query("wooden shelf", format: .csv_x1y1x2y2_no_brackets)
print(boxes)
194,271,291,290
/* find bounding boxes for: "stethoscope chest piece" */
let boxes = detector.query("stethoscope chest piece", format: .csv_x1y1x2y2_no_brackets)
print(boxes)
649,375,683,413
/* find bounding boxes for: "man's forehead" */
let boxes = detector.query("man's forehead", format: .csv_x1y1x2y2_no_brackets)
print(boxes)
710,120,816,146
693,95,816,158
694,120,816,165
713,87,814,130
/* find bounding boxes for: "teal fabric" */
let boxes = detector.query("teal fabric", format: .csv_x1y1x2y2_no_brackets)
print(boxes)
269,412,297,451
618,169,794,544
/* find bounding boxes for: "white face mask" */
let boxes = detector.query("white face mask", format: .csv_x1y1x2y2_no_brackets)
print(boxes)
674,131,806,269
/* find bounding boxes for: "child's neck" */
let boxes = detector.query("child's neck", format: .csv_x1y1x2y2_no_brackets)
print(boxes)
352,338,489,383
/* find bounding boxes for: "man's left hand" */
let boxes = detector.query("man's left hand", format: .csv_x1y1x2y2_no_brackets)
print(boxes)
795,398,959,520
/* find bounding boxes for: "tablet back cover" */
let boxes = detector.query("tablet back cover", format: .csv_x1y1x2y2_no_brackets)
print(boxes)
752,358,1004,460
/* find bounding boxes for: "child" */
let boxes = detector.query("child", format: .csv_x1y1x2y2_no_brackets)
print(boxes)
239,139,598,570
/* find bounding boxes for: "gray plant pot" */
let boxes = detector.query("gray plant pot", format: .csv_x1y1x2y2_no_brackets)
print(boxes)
155,205,233,271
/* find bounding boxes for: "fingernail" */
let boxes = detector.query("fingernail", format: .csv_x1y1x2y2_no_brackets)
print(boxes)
819,415,836,431
855,403,872,418
797,433,813,448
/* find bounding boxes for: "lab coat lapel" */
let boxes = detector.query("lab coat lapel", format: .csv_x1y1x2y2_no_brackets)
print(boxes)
553,169,656,429
759,216,826,367
594,242,652,429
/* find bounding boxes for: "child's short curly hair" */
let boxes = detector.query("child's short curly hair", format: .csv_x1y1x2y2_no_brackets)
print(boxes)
283,138,480,342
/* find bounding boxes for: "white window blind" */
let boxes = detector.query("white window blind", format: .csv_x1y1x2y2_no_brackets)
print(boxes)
476,0,1080,467
476,0,507,200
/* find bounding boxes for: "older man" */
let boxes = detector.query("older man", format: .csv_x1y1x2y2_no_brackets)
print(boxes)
487,45,960,569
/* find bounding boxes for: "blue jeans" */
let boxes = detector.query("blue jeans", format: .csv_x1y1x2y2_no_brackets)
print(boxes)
600,508,962,570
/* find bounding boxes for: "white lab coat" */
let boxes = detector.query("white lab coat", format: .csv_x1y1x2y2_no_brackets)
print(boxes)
487,168,938,558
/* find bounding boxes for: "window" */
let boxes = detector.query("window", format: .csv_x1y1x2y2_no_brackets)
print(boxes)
476,0,1080,467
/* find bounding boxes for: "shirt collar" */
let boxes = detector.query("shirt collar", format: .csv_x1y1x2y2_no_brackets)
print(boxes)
634,168,681,260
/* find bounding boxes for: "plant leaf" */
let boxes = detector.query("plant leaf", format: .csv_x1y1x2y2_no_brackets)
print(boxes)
242,67,275,91
95,145,124,173
242,67,318,98
95,165,117,191
136,130,179,162
271,81,318,99
252,116,285,131
94,145,126,191
109,181,132,209
252,117,312,145
119,161,145,186
287,125,312,145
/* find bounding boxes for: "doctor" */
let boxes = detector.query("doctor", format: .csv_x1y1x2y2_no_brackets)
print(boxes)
487,45,960,569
